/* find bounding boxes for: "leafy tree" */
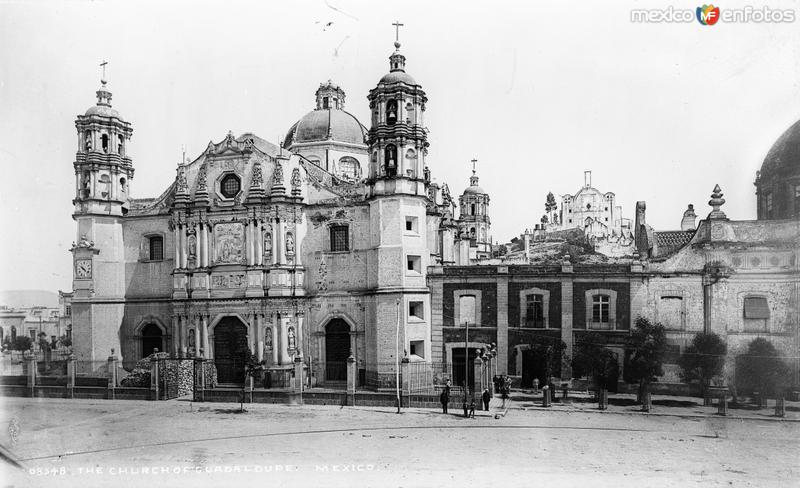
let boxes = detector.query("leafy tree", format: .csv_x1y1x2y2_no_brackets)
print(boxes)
677,332,727,396
572,333,618,391
11,336,32,352
624,317,668,401
58,335,72,348
239,351,265,412
735,338,789,397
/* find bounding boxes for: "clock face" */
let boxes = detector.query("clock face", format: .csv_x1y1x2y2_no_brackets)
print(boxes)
75,259,92,279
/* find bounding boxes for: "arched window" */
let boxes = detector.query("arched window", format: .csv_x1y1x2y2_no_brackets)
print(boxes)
84,131,92,151
386,100,398,125
101,134,109,153
384,145,397,176
120,177,126,193
338,157,361,181
118,135,124,155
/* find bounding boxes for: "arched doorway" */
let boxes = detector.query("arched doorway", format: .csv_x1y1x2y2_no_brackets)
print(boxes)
325,319,351,382
141,323,163,358
214,317,249,384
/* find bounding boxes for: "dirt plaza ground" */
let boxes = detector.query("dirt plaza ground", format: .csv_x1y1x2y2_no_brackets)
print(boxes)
0,394,798,488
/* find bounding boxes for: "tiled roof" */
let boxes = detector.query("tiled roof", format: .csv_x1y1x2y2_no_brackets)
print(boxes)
654,230,694,257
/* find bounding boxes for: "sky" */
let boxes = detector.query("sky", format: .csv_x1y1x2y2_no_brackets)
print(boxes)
0,0,799,292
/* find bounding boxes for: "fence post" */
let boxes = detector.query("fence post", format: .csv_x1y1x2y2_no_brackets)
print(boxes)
346,354,356,406
26,351,36,398
66,353,76,399
598,388,608,410
401,357,410,407
542,385,551,407
107,349,118,400
717,392,728,416
775,395,785,417
150,353,160,401
294,356,304,393
472,357,482,405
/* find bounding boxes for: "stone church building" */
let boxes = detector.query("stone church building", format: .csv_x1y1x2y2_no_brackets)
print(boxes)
70,38,480,387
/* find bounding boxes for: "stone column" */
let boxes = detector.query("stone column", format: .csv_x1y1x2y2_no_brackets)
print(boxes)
174,227,181,268
198,224,205,267
496,273,509,375
202,225,210,267
271,219,279,266
193,321,200,357
271,320,279,365
171,315,179,357
256,314,264,363
473,357,482,402
66,353,76,398
201,315,209,359
255,221,263,266
280,315,290,365
179,315,186,357
180,225,188,269
296,313,304,358
194,227,201,268
561,279,574,380
245,222,253,266
108,350,118,398
278,220,287,265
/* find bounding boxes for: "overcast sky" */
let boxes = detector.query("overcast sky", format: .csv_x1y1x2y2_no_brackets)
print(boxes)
1,0,798,292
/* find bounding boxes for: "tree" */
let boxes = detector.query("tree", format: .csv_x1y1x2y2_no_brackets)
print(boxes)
677,332,727,398
545,192,557,214
735,338,789,397
239,351,265,412
58,334,72,348
624,317,668,402
572,333,618,392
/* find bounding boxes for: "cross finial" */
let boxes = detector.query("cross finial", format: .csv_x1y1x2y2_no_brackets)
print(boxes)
100,60,108,84
392,21,404,49
471,158,478,175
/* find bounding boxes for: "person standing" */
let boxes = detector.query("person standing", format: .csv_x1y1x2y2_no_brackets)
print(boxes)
482,388,491,411
440,388,449,414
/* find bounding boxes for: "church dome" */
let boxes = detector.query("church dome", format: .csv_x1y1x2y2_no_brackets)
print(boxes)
463,184,486,195
283,109,366,148
379,70,417,85
760,118,800,178
84,81,123,120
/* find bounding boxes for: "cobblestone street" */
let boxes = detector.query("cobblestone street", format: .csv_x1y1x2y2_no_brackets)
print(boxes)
1,396,797,487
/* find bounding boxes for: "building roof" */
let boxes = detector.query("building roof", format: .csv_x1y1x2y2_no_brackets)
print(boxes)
379,70,417,85
760,118,800,179
283,109,367,149
654,230,695,257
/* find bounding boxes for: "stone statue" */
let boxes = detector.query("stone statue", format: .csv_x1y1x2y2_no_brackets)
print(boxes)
264,232,272,255
287,326,296,350
285,233,295,254
176,165,188,193
196,163,208,192
187,234,197,259
264,327,273,350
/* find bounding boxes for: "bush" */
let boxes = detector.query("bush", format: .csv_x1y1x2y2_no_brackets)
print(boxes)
735,338,789,397
678,332,727,389
10,336,32,352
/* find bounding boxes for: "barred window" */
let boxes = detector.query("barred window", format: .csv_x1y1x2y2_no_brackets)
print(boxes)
330,225,349,252
149,236,164,261
220,174,241,198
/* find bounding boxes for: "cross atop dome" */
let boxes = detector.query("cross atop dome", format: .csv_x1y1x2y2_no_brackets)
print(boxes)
388,21,406,73
392,20,404,50
470,158,479,186
95,60,112,107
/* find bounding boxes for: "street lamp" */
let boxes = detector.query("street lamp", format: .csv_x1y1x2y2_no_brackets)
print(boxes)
395,298,401,414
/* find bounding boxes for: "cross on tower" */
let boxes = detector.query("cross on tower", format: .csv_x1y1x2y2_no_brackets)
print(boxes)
471,158,478,174
392,21,404,44
100,60,108,83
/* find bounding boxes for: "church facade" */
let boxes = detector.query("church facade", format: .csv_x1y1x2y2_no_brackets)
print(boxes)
69,39,477,387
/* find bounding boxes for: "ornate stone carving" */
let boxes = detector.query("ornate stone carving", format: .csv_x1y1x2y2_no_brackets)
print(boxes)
273,161,284,185
317,258,328,292
285,232,295,255
213,223,245,264
291,167,301,188
252,162,263,188
211,273,246,288
176,165,188,193
196,163,208,192
287,326,296,351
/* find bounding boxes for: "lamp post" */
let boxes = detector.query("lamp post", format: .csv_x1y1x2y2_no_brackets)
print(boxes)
463,319,469,415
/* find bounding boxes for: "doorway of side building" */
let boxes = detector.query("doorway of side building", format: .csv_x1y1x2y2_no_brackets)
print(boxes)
325,319,351,383
521,348,547,388
213,316,249,384
141,323,164,358
452,347,479,393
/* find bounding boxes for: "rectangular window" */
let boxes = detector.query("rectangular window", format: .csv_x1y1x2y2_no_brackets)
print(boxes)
592,295,610,323
149,236,164,261
459,295,476,326
525,294,544,328
406,255,421,273
409,301,424,321
743,296,769,319
330,225,349,252
659,296,683,330
410,340,424,358
405,216,418,233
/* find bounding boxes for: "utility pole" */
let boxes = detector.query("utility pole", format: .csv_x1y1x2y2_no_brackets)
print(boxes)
395,298,401,414
464,319,469,413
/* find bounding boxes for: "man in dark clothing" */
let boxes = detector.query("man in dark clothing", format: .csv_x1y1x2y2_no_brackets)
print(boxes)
440,389,449,414
482,388,491,411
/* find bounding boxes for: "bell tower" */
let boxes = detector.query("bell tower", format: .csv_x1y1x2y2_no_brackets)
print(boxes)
364,24,433,385
71,63,132,364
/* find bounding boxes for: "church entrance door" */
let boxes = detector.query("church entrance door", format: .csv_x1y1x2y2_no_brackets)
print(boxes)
214,317,249,384
325,319,351,382
141,323,163,358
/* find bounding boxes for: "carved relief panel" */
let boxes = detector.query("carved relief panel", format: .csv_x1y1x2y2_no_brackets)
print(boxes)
213,222,245,264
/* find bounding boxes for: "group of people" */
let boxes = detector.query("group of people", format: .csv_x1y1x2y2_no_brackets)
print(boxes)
494,375,512,406
438,380,500,416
